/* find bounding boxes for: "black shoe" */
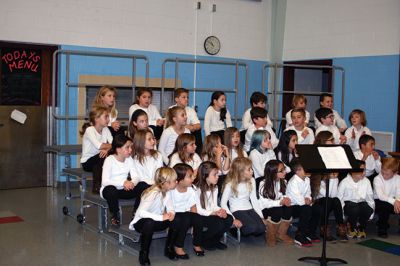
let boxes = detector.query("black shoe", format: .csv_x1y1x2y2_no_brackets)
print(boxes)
203,245,216,251
378,230,388,238
139,251,151,266
295,234,313,247
193,248,205,256
164,248,177,260
215,241,227,250
175,253,190,260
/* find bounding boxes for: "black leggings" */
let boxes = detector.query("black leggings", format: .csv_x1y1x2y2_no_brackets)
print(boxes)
343,201,373,230
291,205,312,235
262,206,293,223
134,218,170,253
200,214,233,248
169,212,203,248
81,154,105,190
375,199,397,231
310,197,344,232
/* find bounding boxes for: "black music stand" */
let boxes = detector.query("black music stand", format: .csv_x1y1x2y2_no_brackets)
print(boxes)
296,144,361,266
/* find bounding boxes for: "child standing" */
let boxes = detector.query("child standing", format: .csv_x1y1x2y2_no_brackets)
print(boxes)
128,109,151,138
286,159,314,247
241,91,272,131
353,135,381,183
92,85,123,136
337,161,375,239
315,107,346,144
345,109,372,151
224,127,248,163
131,129,164,208
194,161,233,250
314,93,347,132
168,133,202,174
80,106,113,194
158,106,190,165
128,88,164,139
249,130,276,182
129,167,177,266
167,164,204,259
285,95,310,128
221,157,265,237
172,88,202,153
244,107,279,152
101,135,144,227
286,108,315,145
204,91,232,139
373,157,400,238
259,160,293,246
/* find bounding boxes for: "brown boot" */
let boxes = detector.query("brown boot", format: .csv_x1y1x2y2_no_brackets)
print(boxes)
265,218,278,246
276,219,294,244
336,224,348,242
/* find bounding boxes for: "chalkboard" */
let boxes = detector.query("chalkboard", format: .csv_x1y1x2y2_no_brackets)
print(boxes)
1,48,42,105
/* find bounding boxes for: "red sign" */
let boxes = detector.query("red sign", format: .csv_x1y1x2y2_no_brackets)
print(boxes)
1,49,41,73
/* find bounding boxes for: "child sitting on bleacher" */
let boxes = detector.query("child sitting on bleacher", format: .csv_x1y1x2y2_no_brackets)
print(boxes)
315,107,346,144
80,106,112,194
285,108,315,145
244,107,278,152
168,133,202,174
353,134,381,183
345,109,372,151
224,127,248,164
101,134,147,227
285,94,310,128
241,91,272,131
314,93,347,132
204,91,232,139
128,87,164,140
128,109,151,138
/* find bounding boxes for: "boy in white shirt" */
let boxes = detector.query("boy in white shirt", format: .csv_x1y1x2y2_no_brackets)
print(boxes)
285,108,315,145
337,161,374,239
353,134,381,183
315,107,346,145
286,159,314,247
241,91,272,131
285,94,310,128
314,93,347,132
373,157,400,238
244,107,278,152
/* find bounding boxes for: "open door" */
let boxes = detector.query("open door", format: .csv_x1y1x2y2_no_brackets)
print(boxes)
0,42,56,189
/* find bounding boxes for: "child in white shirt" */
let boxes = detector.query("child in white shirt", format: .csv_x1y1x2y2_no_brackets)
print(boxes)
204,91,232,138
314,93,347,132
223,127,248,165
315,107,346,144
168,133,202,174
249,130,277,181
241,91,272,131
345,109,372,151
285,108,315,144
353,135,381,182
285,94,310,128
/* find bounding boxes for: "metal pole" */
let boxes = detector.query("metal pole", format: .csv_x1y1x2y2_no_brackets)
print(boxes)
65,54,70,145
234,61,239,127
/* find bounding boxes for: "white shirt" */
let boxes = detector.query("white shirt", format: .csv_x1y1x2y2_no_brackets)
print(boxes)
204,106,232,136
168,152,202,170
315,124,341,144
221,179,263,219
345,126,372,151
285,126,315,145
131,152,163,185
108,109,118,126
314,109,347,130
129,190,174,229
315,178,339,200
158,126,190,165
353,150,381,177
249,149,276,179
285,109,310,128
258,180,287,209
128,104,162,126
80,126,113,163
230,148,248,162
241,108,273,130
100,155,136,198
286,174,312,206
373,174,400,205
169,104,200,125
244,123,279,152
170,187,197,213
195,187,221,216
337,175,375,212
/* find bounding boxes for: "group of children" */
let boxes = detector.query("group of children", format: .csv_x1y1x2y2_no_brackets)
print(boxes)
79,86,400,266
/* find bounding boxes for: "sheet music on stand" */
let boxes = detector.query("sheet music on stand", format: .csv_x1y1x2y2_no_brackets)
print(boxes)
317,146,352,169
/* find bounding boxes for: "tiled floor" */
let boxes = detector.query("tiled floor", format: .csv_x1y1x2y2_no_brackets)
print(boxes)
0,187,399,266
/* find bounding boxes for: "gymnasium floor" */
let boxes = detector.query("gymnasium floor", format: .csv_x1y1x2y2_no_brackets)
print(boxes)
0,187,399,266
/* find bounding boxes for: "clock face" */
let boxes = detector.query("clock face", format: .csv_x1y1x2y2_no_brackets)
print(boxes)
204,36,221,55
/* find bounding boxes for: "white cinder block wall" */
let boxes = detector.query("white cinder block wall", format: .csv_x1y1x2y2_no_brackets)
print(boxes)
0,0,271,61
283,0,400,60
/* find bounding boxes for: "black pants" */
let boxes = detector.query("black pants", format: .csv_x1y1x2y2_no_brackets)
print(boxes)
134,218,170,253
343,201,373,230
81,154,105,190
217,175,227,199
102,182,149,218
291,205,312,235
233,209,265,236
262,206,293,223
375,199,397,231
310,197,344,232
150,125,164,141
192,129,203,155
169,212,203,248
200,214,233,248
108,125,126,137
